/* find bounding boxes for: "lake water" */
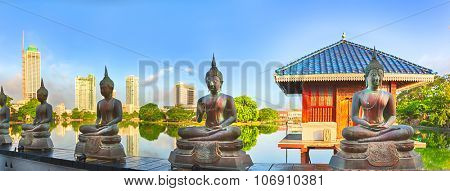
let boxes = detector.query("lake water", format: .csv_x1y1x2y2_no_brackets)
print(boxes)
9,122,334,164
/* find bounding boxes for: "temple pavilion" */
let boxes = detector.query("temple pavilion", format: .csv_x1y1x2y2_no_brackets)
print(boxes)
274,35,435,139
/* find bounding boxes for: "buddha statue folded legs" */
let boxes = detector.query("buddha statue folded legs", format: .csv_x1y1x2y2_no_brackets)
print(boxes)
169,55,253,170
75,66,125,161
178,126,241,141
79,124,119,136
18,79,54,150
329,49,423,170
342,125,414,143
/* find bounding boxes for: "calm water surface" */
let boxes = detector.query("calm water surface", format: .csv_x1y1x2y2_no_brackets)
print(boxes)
9,122,333,164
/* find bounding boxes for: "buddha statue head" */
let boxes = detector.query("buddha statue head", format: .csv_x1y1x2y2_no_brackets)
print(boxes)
37,79,48,103
0,86,6,107
364,48,384,89
100,66,114,98
205,54,223,95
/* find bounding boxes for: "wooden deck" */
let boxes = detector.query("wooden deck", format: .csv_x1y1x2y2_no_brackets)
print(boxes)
0,143,332,171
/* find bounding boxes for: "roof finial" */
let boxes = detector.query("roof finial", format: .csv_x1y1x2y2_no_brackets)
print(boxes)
342,32,346,40
372,46,377,60
104,66,109,77
211,53,217,68
41,78,45,88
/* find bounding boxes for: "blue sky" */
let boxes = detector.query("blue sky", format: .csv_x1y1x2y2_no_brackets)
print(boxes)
0,0,449,109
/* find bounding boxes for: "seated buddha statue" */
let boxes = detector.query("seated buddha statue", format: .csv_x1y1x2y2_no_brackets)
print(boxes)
342,50,414,142
79,67,123,136
178,55,240,141
170,55,252,171
0,86,12,145
19,79,54,150
75,66,125,161
329,49,422,170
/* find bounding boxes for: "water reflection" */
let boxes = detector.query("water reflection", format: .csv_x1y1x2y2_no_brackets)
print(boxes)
7,122,333,163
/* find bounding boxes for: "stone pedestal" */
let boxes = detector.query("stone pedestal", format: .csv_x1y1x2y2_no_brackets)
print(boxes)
169,139,253,171
329,140,423,170
0,126,12,145
19,131,53,150
75,135,126,161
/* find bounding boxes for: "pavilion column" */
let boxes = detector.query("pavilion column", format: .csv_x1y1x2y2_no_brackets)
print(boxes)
390,82,397,106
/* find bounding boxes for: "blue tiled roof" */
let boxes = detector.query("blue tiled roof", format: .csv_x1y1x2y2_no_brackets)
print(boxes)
275,40,434,76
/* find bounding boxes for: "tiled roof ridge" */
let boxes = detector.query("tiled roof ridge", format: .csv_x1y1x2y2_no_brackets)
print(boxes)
344,40,433,74
276,39,434,74
276,40,343,73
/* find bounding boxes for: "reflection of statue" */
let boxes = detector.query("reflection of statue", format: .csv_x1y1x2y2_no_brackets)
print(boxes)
169,55,253,170
19,79,54,150
0,87,12,145
330,49,422,170
75,67,125,161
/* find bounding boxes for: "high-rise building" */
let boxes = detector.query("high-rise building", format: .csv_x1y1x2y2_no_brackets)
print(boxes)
125,75,139,112
75,74,96,112
175,82,195,107
22,32,41,100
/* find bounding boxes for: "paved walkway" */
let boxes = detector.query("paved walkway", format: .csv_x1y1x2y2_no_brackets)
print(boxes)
0,143,332,171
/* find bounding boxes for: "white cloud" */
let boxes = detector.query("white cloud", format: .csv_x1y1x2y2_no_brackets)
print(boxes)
182,66,194,74
144,66,174,82
417,54,450,75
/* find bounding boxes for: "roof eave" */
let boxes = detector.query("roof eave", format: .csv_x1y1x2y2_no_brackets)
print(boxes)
274,73,435,83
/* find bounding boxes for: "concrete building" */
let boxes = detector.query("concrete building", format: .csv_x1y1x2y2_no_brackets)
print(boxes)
125,75,139,113
75,74,96,112
22,32,41,100
175,82,195,107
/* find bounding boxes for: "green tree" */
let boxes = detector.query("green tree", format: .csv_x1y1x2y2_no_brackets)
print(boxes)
17,98,40,121
235,96,259,122
166,106,195,122
71,108,82,119
258,108,279,122
6,96,13,107
61,112,69,120
397,75,450,128
82,111,96,120
139,103,165,122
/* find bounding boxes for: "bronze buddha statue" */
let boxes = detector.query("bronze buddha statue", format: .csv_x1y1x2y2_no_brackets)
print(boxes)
79,67,123,136
169,55,253,170
19,79,54,150
75,67,125,161
0,87,12,145
342,49,414,142
178,55,240,141
329,49,422,170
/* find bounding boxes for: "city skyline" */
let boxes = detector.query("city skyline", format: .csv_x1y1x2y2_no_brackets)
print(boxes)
0,1,448,110
75,74,96,112
21,32,41,100
125,75,139,113
175,82,195,107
